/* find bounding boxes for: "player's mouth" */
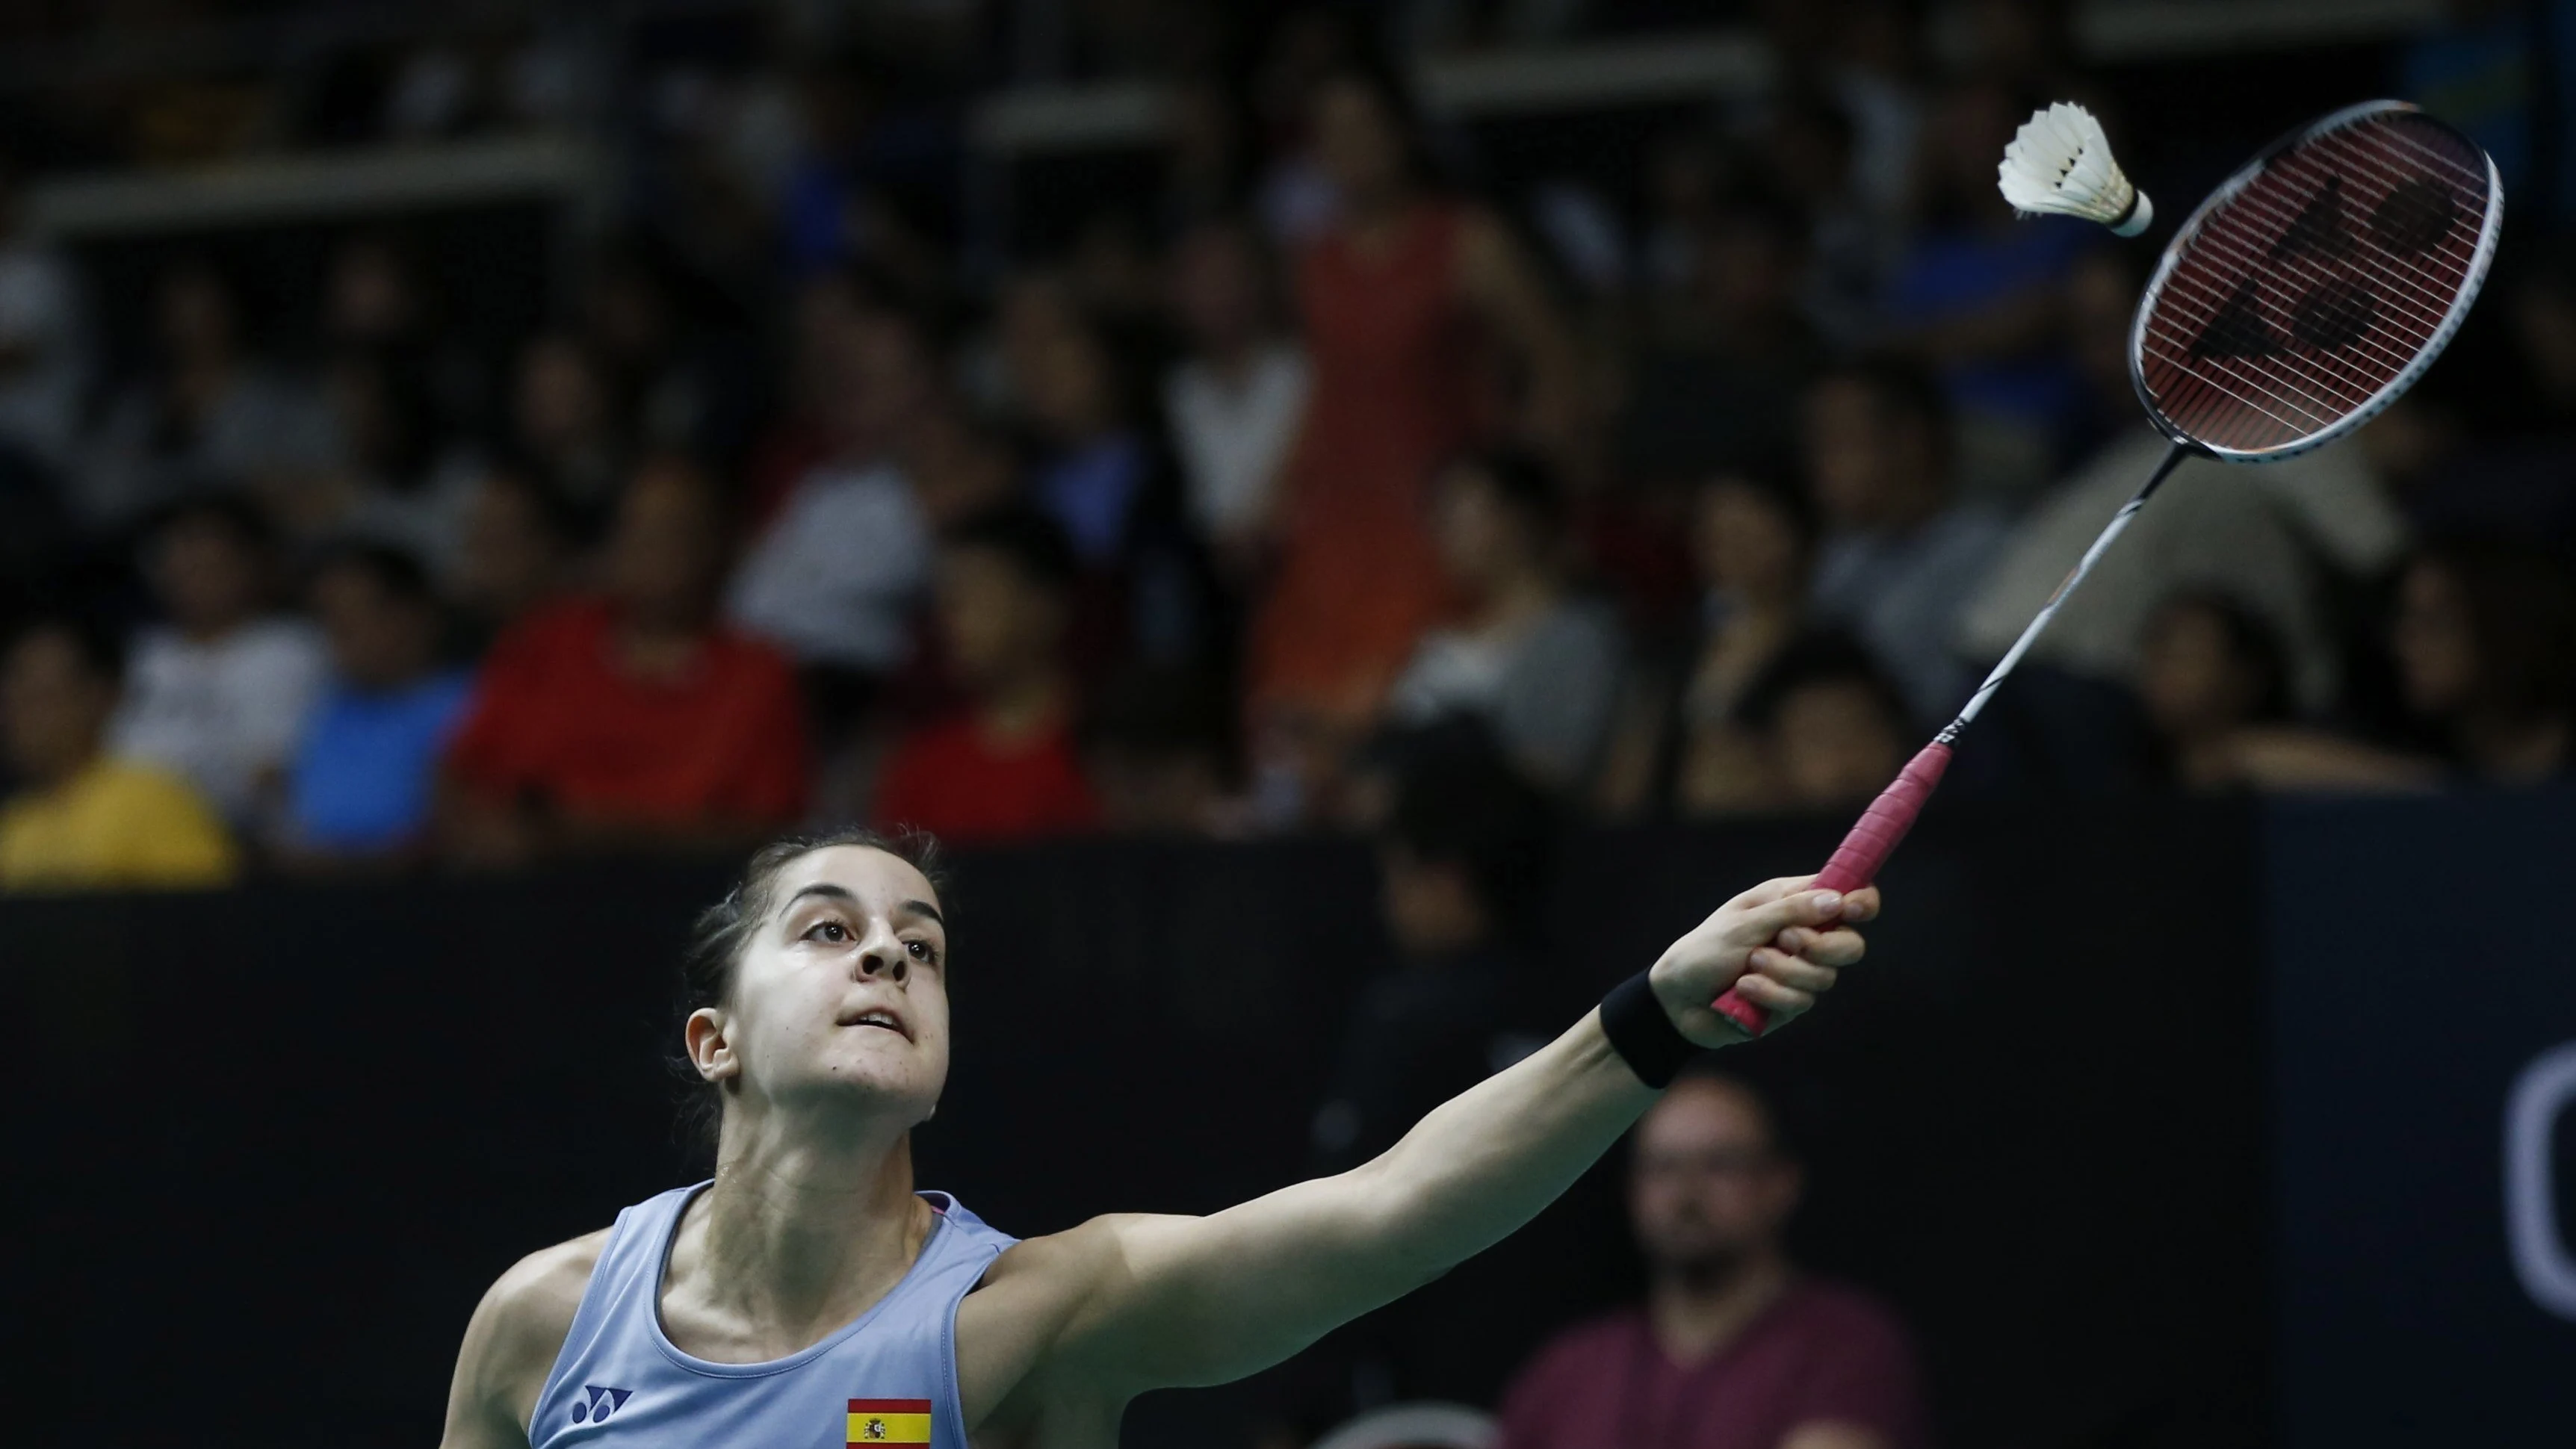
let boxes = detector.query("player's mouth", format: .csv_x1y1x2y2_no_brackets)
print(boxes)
835,1006,912,1040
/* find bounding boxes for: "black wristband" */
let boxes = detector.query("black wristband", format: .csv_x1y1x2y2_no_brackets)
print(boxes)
1599,969,1703,1089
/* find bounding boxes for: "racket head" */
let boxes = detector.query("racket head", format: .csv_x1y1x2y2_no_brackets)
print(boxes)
2130,100,2504,463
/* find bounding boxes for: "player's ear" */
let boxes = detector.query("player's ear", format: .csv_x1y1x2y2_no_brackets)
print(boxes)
686,1008,737,1085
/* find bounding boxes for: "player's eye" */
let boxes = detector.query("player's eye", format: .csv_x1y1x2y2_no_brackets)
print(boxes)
905,938,940,966
805,919,852,944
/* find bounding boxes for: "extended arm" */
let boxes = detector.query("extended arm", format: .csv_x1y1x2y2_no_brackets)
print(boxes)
1002,879,1871,1401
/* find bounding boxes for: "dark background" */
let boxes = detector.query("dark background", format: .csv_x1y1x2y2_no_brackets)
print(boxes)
5,799,2277,1448
10,791,2575,1448
2266,791,2576,1449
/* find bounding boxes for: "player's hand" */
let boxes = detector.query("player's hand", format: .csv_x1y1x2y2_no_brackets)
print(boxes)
1646,875,1877,1046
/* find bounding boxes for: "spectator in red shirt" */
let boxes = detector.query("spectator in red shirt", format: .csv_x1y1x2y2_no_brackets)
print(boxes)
873,509,1099,843
1496,1070,1928,1449
440,456,809,864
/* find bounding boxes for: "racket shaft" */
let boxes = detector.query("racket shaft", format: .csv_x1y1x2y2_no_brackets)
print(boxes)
1709,444,2188,1040
1710,742,1954,1037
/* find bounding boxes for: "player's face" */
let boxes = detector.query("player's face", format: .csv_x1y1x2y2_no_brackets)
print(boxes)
1629,1082,1800,1278
705,846,953,1131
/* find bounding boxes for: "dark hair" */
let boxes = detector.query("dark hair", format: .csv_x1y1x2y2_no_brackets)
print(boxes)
672,828,949,1152
1313,50,1447,190
1441,447,1568,537
315,541,436,608
1659,1062,1797,1161
941,505,1080,595
1706,179,1812,257
837,258,952,356
1734,631,1910,735
478,467,584,547
2153,590,2293,724
7,612,126,685
1815,352,1954,453
152,492,277,557
329,341,444,490
1771,84,1859,167
1377,721,1558,934
1698,466,1819,550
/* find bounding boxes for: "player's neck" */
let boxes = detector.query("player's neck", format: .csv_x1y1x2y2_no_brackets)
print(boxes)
1646,1250,1791,1364
683,1120,932,1347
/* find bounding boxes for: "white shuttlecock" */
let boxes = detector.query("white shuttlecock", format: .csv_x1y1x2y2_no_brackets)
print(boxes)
1998,102,2153,238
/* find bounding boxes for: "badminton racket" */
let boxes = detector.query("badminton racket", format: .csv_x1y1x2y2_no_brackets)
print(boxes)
1715,100,2504,1036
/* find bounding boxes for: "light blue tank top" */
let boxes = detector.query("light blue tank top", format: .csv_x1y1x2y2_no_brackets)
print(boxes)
530,1182,1018,1449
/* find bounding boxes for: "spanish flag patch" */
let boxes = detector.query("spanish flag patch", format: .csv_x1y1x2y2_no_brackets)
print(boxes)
847,1399,933,1445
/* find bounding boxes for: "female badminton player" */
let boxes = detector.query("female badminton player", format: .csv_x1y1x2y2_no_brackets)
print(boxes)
438,829,1873,1448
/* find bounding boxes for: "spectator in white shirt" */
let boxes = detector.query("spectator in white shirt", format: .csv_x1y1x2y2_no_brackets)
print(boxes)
1802,354,2008,724
1162,217,1310,576
1386,450,1626,793
111,496,326,828
725,288,934,714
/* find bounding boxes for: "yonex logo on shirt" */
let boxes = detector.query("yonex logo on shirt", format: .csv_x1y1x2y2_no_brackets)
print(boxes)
571,1385,633,1424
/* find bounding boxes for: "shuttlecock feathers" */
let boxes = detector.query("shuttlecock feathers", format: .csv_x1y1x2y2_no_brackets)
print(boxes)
1998,102,2153,237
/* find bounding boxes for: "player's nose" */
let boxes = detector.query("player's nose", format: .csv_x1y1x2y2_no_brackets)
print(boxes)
851,919,910,981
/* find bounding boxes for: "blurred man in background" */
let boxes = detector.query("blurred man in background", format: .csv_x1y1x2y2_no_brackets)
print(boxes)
1736,633,1913,810
1802,355,2006,724
725,285,935,721
439,456,807,863
1164,216,1310,578
1,616,235,891
1313,731,1557,1176
278,543,472,864
111,494,326,831
1280,730,1567,1433
444,468,577,654
1384,450,1626,795
872,507,1099,843
81,261,335,530
1496,1071,1925,1449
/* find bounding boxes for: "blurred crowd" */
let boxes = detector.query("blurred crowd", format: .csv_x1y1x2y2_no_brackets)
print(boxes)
5,0,2576,892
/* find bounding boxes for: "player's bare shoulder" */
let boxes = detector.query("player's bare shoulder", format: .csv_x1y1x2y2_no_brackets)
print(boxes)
438,1228,610,1449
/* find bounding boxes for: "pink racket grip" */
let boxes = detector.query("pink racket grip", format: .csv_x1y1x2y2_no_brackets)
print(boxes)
1710,742,1954,1038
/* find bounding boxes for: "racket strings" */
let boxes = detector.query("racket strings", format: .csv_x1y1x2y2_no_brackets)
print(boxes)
2182,131,2473,361
2158,258,2416,385
2139,112,2490,451
2161,223,2427,362
2261,134,2480,306
2157,240,2424,418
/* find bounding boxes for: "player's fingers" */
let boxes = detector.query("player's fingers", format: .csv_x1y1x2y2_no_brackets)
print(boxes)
1730,887,1845,945
1727,874,1818,910
1790,925,1867,968
1727,970,1815,1017
1841,886,1881,923
1746,947,1839,996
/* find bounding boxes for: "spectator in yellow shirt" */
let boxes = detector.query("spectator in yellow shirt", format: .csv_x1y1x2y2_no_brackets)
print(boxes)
1,616,238,891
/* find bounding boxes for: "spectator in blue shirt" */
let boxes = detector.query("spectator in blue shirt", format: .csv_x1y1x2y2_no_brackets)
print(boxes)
279,543,471,865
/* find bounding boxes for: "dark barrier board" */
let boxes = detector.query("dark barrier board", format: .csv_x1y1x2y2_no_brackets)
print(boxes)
0,803,2264,1448
2266,787,2576,1448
